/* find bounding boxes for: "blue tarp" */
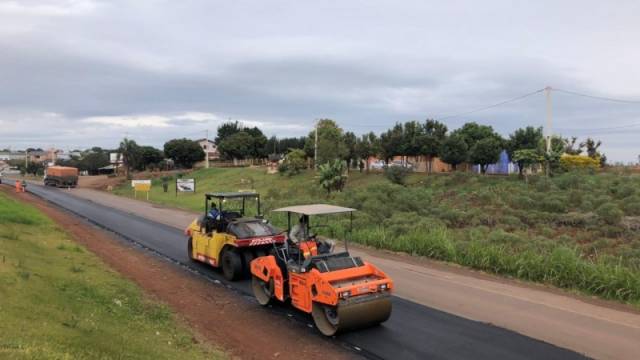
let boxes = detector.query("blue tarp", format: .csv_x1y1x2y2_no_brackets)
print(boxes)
472,150,519,174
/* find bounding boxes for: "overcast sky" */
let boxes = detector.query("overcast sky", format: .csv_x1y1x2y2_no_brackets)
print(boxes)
1,0,639,162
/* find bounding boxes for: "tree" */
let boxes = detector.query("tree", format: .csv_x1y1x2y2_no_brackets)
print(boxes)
79,151,110,174
138,146,164,170
215,121,242,144
26,161,44,176
581,138,602,158
440,134,468,170
278,149,307,176
420,119,448,173
304,119,347,167
318,159,348,195
355,132,378,172
513,149,543,182
378,123,404,163
163,138,205,168
563,137,583,155
343,131,357,170
118,138,141,178
539,135,565,176
507,126,543,176
470,137,503,174
402,121,423,159
217,131,254,160
453,122,497,150
266,136,306,155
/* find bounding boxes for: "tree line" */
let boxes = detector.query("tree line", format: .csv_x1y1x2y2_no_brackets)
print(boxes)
47,118,606,177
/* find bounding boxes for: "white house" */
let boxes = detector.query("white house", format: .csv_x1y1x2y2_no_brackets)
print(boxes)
196,139,219,160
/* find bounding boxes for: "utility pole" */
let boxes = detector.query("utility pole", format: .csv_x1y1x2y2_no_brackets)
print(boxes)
545,86,552,153
545,86,553,177
205,129,210,169
314,119,319,170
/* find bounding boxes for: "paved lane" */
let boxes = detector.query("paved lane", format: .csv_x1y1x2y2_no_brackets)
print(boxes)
25,184,586,360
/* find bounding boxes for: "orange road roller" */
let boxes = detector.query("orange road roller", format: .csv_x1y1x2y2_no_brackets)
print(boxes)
251,204,393,336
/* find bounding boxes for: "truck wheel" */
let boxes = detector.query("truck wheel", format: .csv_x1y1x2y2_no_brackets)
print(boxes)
187,238,195,261
221,248,243,281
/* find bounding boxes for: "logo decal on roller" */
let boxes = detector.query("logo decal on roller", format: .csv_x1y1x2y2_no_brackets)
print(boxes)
249,237,276,246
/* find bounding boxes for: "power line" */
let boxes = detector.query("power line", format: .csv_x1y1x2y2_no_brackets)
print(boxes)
556,122,640,132
434,88,545,120
553,88,640,104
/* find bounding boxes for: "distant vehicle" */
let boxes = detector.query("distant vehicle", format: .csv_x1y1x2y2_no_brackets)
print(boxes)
389,160,414,170
44,166,79,187
370,160,386,170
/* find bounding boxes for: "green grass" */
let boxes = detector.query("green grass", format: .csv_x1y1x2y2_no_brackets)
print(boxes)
0,193,224,359
113,167,640,306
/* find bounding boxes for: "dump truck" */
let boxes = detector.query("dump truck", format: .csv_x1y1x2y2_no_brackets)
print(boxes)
185,192,286,281
251,204,393,336
44,166,79,187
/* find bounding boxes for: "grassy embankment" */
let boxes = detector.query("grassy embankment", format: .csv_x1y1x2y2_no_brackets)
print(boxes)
114,167,640,306
0,192,224,359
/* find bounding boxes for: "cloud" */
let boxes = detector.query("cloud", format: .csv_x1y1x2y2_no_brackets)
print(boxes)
1,1,640,162
0,0,100,17
83,115,173,128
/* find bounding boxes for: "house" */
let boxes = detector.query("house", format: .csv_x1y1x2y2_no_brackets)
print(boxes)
367,155,458,172
196,139,219,160
27,151,49,163
0,151,26,161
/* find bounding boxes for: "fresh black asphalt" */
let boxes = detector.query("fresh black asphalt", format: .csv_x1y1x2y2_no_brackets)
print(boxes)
21,184,588,360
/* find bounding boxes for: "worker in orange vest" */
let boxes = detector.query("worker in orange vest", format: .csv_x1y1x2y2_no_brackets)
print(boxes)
15,180,22,192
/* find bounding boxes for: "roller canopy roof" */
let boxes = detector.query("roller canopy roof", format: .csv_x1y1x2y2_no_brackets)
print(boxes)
272,204,356,215
205,192,259,198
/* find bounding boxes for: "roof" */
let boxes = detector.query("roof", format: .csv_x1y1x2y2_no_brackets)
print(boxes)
272,204,356,215
206,191,259,199
195,138,216,144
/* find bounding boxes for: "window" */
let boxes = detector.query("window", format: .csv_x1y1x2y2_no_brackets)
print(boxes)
202,145,207,149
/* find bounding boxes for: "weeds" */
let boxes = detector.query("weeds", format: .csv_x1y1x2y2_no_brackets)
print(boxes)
113,167,640,305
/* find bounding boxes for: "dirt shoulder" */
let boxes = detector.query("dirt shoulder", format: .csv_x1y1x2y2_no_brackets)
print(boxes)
1,187,355,360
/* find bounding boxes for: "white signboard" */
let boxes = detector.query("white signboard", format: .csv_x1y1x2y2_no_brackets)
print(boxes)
131,179,151,188
176,178,195,192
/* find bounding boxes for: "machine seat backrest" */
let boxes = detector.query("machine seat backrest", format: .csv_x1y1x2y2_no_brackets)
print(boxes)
311,253,364,273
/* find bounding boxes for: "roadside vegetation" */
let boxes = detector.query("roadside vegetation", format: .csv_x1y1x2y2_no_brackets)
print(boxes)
0,193,223,359
114,167,640,306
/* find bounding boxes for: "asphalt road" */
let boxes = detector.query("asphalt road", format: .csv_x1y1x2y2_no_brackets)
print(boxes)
22,184,587,360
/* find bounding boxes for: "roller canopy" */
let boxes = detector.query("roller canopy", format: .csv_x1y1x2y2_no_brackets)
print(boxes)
272,204,356,215
205,192,259,199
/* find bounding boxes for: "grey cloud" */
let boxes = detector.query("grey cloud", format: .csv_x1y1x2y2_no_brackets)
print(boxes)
1,1,639,162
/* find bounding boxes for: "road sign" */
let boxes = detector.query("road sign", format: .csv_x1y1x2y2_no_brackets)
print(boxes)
131,179,151,187
132,179,151,199
176,178,195,193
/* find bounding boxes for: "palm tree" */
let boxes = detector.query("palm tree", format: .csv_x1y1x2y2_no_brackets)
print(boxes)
118,138,139,179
